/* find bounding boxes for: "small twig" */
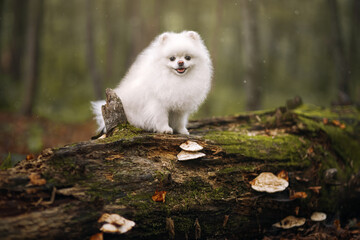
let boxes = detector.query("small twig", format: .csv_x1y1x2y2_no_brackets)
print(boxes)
41,187,57,205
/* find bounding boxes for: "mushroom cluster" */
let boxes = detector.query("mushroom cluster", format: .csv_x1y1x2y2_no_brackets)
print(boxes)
177,141,205,161
98,213,135,234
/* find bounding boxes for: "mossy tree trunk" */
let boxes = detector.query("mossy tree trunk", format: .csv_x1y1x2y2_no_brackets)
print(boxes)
0,103,359,239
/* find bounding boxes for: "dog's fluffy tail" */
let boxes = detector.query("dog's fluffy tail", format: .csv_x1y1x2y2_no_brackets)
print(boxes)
91,100,106,133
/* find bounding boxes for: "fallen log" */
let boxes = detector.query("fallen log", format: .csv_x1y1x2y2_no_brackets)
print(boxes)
0,102,359,239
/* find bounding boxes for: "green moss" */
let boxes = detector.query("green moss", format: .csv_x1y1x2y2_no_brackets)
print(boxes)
293,104,360,120
205,131,311,162
96,124,144,143
298,115,360,179
217,165,257,175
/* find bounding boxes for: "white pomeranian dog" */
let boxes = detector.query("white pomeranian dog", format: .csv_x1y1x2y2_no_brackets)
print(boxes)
91,31,212,135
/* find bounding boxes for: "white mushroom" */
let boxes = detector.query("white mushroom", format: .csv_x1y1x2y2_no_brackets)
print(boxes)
180,141,203,152
310,212,327,222
250,172,289,193
100,223,118,233
177,150,205,161
118,220,136,234
98,213,135,234
273,215,306,229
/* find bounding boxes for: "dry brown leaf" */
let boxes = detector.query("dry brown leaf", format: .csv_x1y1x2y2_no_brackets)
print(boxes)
308,186,321,194
29,173,46,186
105,174,114,182
334,219,341,230
277,170,289,181
340,123,346,129
323,118,328,124
307,147,314,154
152,190,167,203
295,176,309,182
289,191,308,200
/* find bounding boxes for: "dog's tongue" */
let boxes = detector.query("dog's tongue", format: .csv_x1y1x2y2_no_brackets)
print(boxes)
177,68,185,73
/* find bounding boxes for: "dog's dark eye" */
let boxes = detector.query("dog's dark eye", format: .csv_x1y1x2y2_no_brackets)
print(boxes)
169,56,176,61
185,56,191,61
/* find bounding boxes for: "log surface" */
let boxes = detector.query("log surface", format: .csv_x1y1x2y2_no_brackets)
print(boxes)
0,103,359,240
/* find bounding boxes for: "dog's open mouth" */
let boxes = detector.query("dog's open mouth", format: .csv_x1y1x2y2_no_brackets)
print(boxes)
175,68,187,74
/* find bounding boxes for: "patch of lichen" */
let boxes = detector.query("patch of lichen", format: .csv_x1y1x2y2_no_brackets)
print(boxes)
205,131,311,162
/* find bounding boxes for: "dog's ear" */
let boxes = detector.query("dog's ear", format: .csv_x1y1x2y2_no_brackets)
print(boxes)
159,32,169,44
187,31,200,41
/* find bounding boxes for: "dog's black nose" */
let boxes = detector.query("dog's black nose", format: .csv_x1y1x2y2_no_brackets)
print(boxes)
178,60,184,66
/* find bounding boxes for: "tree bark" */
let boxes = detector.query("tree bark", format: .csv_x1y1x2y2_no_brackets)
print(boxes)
20,0,44,116
1,102,359,239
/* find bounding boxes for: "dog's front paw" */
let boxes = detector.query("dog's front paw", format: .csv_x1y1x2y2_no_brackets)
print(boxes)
177,127,189,135
158,126,173,134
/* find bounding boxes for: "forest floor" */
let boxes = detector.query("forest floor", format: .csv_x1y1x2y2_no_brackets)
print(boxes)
0,112,96,163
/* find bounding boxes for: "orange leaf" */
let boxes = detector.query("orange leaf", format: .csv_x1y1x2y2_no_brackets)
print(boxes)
340,123,346,129
322,118,328,124
332,120,341,126
294,206,300,215
277,170,289,181
104,174,114,182
307,147,314,154
289,191,308,200
26,154,35,160
152,190,167,203
90,232,103,240
29,173,46,186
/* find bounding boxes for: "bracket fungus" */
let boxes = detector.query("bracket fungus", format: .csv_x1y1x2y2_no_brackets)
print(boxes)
310,212,327,222
98,213,135,234
180,140,204,152
273,215,306,229
250,172,289,193
177,141,205,161
177,151,206,161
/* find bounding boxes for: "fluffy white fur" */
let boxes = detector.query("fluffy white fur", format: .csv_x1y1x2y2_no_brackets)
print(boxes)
91,31,212,134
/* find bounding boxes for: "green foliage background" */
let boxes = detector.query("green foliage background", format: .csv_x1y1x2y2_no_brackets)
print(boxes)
0,0,359,123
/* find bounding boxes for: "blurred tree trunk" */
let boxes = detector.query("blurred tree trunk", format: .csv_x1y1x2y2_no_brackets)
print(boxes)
211,0,223,69
241,0,263,111
86,0,103,100
327,0,351,104
349,0,360,101
10,0,28,81
103,1,115,83
125,0,143,68
20,0,44,116
0,0,4,69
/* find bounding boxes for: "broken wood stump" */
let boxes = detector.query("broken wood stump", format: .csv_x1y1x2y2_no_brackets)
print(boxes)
101,88,127,133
